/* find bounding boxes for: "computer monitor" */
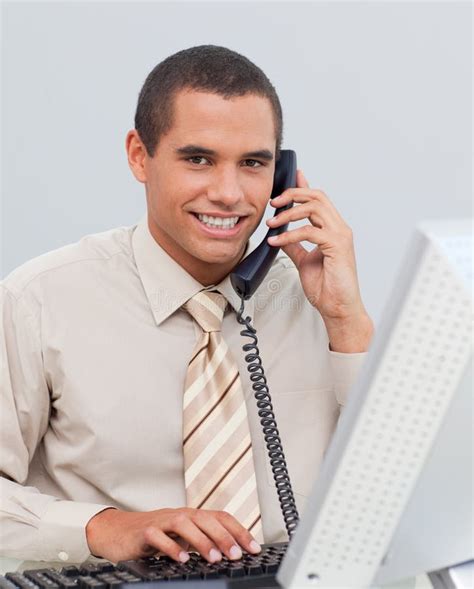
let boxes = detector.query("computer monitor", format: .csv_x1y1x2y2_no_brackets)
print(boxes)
277,219,473,588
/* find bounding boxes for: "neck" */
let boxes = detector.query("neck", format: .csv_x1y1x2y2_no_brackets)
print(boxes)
185,257,243,286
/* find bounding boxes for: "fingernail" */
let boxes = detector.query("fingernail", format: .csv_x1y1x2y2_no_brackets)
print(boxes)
209,548,222,562
249,540,261,554
229,545,242,560
179,551,190,563
267,236,278,244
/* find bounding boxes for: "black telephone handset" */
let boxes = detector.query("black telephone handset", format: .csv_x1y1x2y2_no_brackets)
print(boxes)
230,150,300,540
230,150,297,300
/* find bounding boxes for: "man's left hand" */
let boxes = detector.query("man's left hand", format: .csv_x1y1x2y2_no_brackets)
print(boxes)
266,169,374,352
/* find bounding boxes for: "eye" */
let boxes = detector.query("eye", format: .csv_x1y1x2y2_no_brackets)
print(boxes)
243,159,263,168
187,156,210,166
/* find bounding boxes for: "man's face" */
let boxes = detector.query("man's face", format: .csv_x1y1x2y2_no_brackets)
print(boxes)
130,89,277,283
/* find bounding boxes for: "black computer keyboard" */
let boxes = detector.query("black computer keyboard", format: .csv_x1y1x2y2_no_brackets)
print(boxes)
0,542,288,589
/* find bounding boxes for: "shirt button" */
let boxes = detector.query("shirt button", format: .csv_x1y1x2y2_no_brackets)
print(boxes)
58,551,69,561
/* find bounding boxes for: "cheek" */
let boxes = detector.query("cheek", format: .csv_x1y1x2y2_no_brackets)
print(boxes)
244,171,273,200
157,171,207,212
177,171,210,199
249,180,273,212
146,174,178,217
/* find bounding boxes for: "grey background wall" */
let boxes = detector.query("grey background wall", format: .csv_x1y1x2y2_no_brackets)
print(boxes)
2,0,472,324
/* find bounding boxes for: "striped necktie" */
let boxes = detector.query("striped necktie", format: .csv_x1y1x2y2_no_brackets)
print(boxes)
182,290,263,543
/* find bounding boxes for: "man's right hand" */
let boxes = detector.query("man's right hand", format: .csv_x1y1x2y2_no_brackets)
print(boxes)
85,507,262,564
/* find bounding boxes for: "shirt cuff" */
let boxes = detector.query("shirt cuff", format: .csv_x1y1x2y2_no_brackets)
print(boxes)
328,345,367,407
37,500,114,563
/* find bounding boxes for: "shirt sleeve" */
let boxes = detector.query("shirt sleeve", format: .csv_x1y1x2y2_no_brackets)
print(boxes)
328,345,368,407
0,285,112,563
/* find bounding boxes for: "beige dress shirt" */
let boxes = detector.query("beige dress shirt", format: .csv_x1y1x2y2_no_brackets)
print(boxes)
0,218,367,564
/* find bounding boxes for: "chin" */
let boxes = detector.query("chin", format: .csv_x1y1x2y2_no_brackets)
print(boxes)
190,243,243,266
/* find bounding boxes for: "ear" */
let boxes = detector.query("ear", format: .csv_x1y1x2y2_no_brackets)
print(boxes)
126,130,148,183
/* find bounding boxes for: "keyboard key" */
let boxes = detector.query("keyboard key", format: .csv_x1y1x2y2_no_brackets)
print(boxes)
77,576,106,589
164,573,183,581
5,575,38,589
225,565,245,578
182,572,201,580
42,571,76,589
95,575,123,588
0,578,17,589
201,570,220,579
96,566,115,575
78,566,103,577
23,571,59,589
112,572,141,584
263,562,280,574
59,568,80,578
116,562,152,580
244,564,264,576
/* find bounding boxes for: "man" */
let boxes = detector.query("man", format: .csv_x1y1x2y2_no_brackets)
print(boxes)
0,45,373,566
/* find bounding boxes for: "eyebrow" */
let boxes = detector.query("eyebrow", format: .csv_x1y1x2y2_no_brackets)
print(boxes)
175,144,274,161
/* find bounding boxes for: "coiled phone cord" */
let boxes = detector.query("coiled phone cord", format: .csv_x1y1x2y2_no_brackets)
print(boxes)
236,297,300,539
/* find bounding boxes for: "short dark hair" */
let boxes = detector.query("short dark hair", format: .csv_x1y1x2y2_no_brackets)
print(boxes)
134,45,283,159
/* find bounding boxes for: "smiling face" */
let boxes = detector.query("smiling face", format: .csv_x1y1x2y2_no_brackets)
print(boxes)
126,89,277,285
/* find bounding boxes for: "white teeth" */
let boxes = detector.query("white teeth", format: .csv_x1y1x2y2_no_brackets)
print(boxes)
197,214,240,229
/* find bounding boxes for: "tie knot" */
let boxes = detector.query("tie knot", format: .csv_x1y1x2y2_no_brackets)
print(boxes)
183,290,227,333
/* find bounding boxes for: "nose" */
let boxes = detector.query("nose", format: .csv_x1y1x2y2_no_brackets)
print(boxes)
206,165,245,208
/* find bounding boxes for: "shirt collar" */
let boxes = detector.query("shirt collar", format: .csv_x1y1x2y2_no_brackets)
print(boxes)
132,217,256,326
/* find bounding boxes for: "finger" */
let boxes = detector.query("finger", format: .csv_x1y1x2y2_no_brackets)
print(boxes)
268,225,326,248
296,169,310,189
271,190,343,228
193,511,243,560
281,242,308,269
169,532,191,552
270,187,328,206
167,513,223,563
143,527,191,564
216,511,262,555
271,189,341,221
266,203,325,229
